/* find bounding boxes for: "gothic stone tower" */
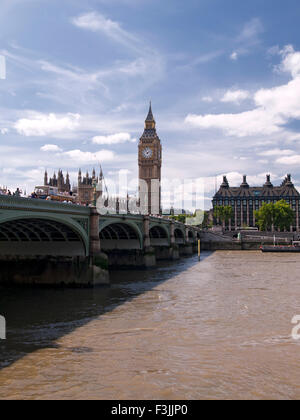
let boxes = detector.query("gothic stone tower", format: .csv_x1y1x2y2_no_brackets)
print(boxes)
77,168,103,205
138,103,162,215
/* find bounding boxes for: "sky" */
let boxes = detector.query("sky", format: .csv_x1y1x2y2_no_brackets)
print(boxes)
1,0,300,209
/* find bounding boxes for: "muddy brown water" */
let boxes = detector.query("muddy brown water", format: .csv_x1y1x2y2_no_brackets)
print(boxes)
0,251,300,400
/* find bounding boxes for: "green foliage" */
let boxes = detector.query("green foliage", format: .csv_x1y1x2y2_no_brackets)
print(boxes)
255,200,294,231
214,205,233,225
201,211,210,228
170,214,187,224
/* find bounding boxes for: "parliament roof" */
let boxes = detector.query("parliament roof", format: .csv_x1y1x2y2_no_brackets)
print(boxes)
213,175,300,199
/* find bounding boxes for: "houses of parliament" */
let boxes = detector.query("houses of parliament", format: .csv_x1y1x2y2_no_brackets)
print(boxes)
43,167,104,205
43,103,162,212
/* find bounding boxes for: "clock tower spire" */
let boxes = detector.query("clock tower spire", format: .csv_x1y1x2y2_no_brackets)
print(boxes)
138,102,162,215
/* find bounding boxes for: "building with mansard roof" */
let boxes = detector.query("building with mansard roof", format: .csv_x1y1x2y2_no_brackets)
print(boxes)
212,174,300,231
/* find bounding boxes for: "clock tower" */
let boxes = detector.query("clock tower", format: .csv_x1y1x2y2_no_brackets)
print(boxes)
138,103,162,215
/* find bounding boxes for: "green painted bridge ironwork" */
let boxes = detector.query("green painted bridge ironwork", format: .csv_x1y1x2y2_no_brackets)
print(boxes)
0,196,91,257
0,195,201,261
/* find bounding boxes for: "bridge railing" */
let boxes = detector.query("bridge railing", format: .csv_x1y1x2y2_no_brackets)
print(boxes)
0,196,90,215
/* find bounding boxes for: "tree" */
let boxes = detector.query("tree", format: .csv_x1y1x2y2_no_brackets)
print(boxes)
274,200,294,231
201,211,210,229
255,200,294,231
170,214,186,224
214,205,233,228
223,206,233,223
254,202,275,231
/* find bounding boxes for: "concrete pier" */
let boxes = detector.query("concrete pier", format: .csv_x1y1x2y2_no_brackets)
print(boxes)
0,256,109,287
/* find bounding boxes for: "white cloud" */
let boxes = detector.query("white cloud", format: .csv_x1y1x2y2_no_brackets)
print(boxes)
62,149,115,164
230,52,238,61
202,96,213,103
185,45,300,138
276,155,300,165
228,18,264,61
92,132,136,145
39,60,102,85
221,89,250,104
40,144,63,152
71,12,140,52
277,45,300,77
69,11,165,99
258,148,294,157
185,108,284,137
72,12,122,35
239,18,264,43
0,128,8,135
14,113,80,136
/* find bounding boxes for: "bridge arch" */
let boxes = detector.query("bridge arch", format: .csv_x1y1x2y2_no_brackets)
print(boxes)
149,225,170,247
187,230,195,242
0,216,88,256
99,221,143,250
174,228,185,244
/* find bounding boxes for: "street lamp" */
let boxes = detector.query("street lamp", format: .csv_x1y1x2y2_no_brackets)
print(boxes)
93,180,97,207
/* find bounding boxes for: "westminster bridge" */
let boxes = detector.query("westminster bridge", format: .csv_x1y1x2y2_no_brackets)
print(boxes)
0,195,201,286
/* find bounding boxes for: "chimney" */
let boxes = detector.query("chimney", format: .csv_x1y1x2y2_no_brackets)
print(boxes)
221,176,229,188
264,174,273,187
241,175,249,188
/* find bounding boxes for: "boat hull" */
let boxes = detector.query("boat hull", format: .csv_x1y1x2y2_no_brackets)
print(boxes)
261,246,300,253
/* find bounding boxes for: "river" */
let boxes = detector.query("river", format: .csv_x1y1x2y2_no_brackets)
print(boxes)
0,251,300,400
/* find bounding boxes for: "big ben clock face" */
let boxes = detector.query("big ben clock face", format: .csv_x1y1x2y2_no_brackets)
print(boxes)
142,147,153,159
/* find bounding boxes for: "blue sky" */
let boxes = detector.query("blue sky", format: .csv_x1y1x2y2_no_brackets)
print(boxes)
1,0,300,208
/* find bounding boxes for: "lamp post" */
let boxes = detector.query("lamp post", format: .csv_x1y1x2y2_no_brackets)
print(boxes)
93,180,97,207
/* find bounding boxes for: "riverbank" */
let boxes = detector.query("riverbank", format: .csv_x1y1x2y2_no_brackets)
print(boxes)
201,230,296,251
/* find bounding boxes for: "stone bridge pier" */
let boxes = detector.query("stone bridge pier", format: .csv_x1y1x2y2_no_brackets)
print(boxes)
0,196,201,286
98,214,200,269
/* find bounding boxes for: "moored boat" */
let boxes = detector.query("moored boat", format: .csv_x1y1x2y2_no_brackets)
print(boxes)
261,241,300,252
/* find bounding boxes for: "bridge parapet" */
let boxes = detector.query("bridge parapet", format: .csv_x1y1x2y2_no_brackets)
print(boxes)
0,196,90,215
